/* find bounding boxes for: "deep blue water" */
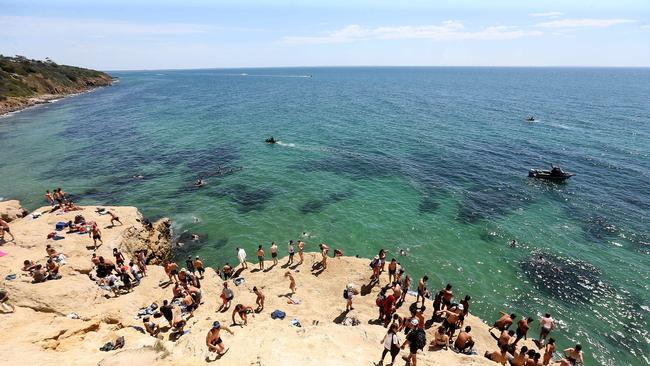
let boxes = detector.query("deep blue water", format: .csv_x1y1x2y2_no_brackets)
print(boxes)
0,67,648,365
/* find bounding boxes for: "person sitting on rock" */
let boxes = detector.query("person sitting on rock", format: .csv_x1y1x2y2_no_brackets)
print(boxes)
143,316,160,337
31,264,48,283
22,259,37,272
222,263,233,279
46,258,60,279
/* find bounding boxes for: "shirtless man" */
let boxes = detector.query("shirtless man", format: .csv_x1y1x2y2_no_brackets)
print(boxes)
387,258,398,283
538,313,556,346
0,219,14,241
511,346,530,366
285,271,296,294
460,295,471,317
107,211,122,226
268,242,278,265
441,284,453,310
543,339,556,365
400,274,411,303
222,263,233,279
437,304,464,337
231,304,254,326
497,329,515,349
206,321,234,358
484,345,508,365
490,312,517,332
392,281,402,304
181,291,197,316
91,224,103,249
253,286,265,311
164,261,179,283
454,326,475,354
297,240,305,264
256,245,265,270
416,276,428,307
558,344,583,366
513,317,534,345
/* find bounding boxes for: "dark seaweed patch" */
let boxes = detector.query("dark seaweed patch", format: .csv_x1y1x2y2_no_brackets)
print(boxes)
520,251,605,304
581,215,618,243
218,184,275,213
418,195,439,213
457,184,533,223
300,190,354,214
300,153,397,180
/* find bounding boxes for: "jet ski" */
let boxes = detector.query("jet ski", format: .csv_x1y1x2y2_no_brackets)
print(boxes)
265,136,276,144
528,166,575,181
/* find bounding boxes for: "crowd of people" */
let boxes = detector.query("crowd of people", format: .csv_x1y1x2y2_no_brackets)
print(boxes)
1,191,587,364
365,248,584,366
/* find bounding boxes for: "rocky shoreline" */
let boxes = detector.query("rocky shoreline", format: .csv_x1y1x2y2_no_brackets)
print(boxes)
0,84,113,117
0,201,536,365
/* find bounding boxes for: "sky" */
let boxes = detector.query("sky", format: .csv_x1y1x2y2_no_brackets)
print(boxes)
1,0,649,70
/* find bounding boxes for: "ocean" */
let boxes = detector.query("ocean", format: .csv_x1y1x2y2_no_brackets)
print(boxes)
0,67,648,365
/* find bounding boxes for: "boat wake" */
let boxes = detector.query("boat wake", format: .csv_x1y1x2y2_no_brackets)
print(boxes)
276,141,296,147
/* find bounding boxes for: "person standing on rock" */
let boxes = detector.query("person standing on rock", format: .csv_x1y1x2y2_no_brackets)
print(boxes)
45,190,55,206
256,245,265,270
0,219,15,242
90,223,103,250
253,286,265,311
416,276,428,307
380,323,401,365
297,240,305,264
206,321,234,359
538,313,556,346
193,256,205,278
270,242,278,265
236,247,248,269
285,271,296,295
287,240,295,265
219,282,234,311
160,300,174,326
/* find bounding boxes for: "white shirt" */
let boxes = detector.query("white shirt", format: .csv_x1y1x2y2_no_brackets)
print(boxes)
383,333,400,349
540,316,554,329
237,248,247,262
288,243,295,254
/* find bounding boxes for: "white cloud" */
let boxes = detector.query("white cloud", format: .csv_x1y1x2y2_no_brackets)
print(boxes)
529,12,564,18
536,18,636,28
0,16,214,39
282,22,543,44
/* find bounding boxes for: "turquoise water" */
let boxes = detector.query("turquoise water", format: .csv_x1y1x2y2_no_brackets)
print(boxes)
0,67,648,365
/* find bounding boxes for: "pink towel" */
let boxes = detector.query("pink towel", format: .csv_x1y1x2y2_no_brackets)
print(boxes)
0,251,7,257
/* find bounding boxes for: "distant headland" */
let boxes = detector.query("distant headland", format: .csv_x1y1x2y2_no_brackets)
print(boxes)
0,55,113,116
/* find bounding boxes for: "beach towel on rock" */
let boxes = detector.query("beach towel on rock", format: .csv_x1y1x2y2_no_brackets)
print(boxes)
0,251,8,257
271,310,286,319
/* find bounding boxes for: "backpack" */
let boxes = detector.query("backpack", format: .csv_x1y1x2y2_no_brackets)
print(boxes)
375,294,385,307
369,260,375,268
412,329,426,350
343,289,349,299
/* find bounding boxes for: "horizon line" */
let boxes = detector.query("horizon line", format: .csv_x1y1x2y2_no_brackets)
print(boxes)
105,64,650,72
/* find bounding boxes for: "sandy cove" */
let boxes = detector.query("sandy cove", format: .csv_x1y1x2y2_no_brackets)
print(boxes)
0,203,537,365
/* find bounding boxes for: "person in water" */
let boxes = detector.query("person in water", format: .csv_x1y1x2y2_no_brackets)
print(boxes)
558,344,583,366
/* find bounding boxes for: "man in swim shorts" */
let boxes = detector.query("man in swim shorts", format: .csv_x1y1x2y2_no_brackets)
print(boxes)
0,219,15,241
206,321,234,356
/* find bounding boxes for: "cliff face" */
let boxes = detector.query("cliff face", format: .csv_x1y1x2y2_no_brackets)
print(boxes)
0,55,113,115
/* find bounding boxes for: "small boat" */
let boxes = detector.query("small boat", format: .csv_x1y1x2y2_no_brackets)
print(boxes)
528,166,575,181
265,136,276,144
526,116,536,122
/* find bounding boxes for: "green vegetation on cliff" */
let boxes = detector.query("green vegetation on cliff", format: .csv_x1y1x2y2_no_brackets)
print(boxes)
0,55,112,101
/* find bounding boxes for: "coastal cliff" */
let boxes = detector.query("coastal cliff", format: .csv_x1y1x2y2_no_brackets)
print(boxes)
0,202,533,365
0,55,113,115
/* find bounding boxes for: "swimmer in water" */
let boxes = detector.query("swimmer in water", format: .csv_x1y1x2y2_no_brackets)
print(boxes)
192,216,200,223
399,249,407,256
191,234,200,241
133,174,144,179
194,178,205,187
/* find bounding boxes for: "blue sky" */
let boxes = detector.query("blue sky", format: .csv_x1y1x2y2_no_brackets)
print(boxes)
1,0,649,70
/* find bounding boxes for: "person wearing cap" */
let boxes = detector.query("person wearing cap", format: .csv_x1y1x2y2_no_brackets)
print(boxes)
401,318,423,366
193,256,205,279
206,321,234,357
